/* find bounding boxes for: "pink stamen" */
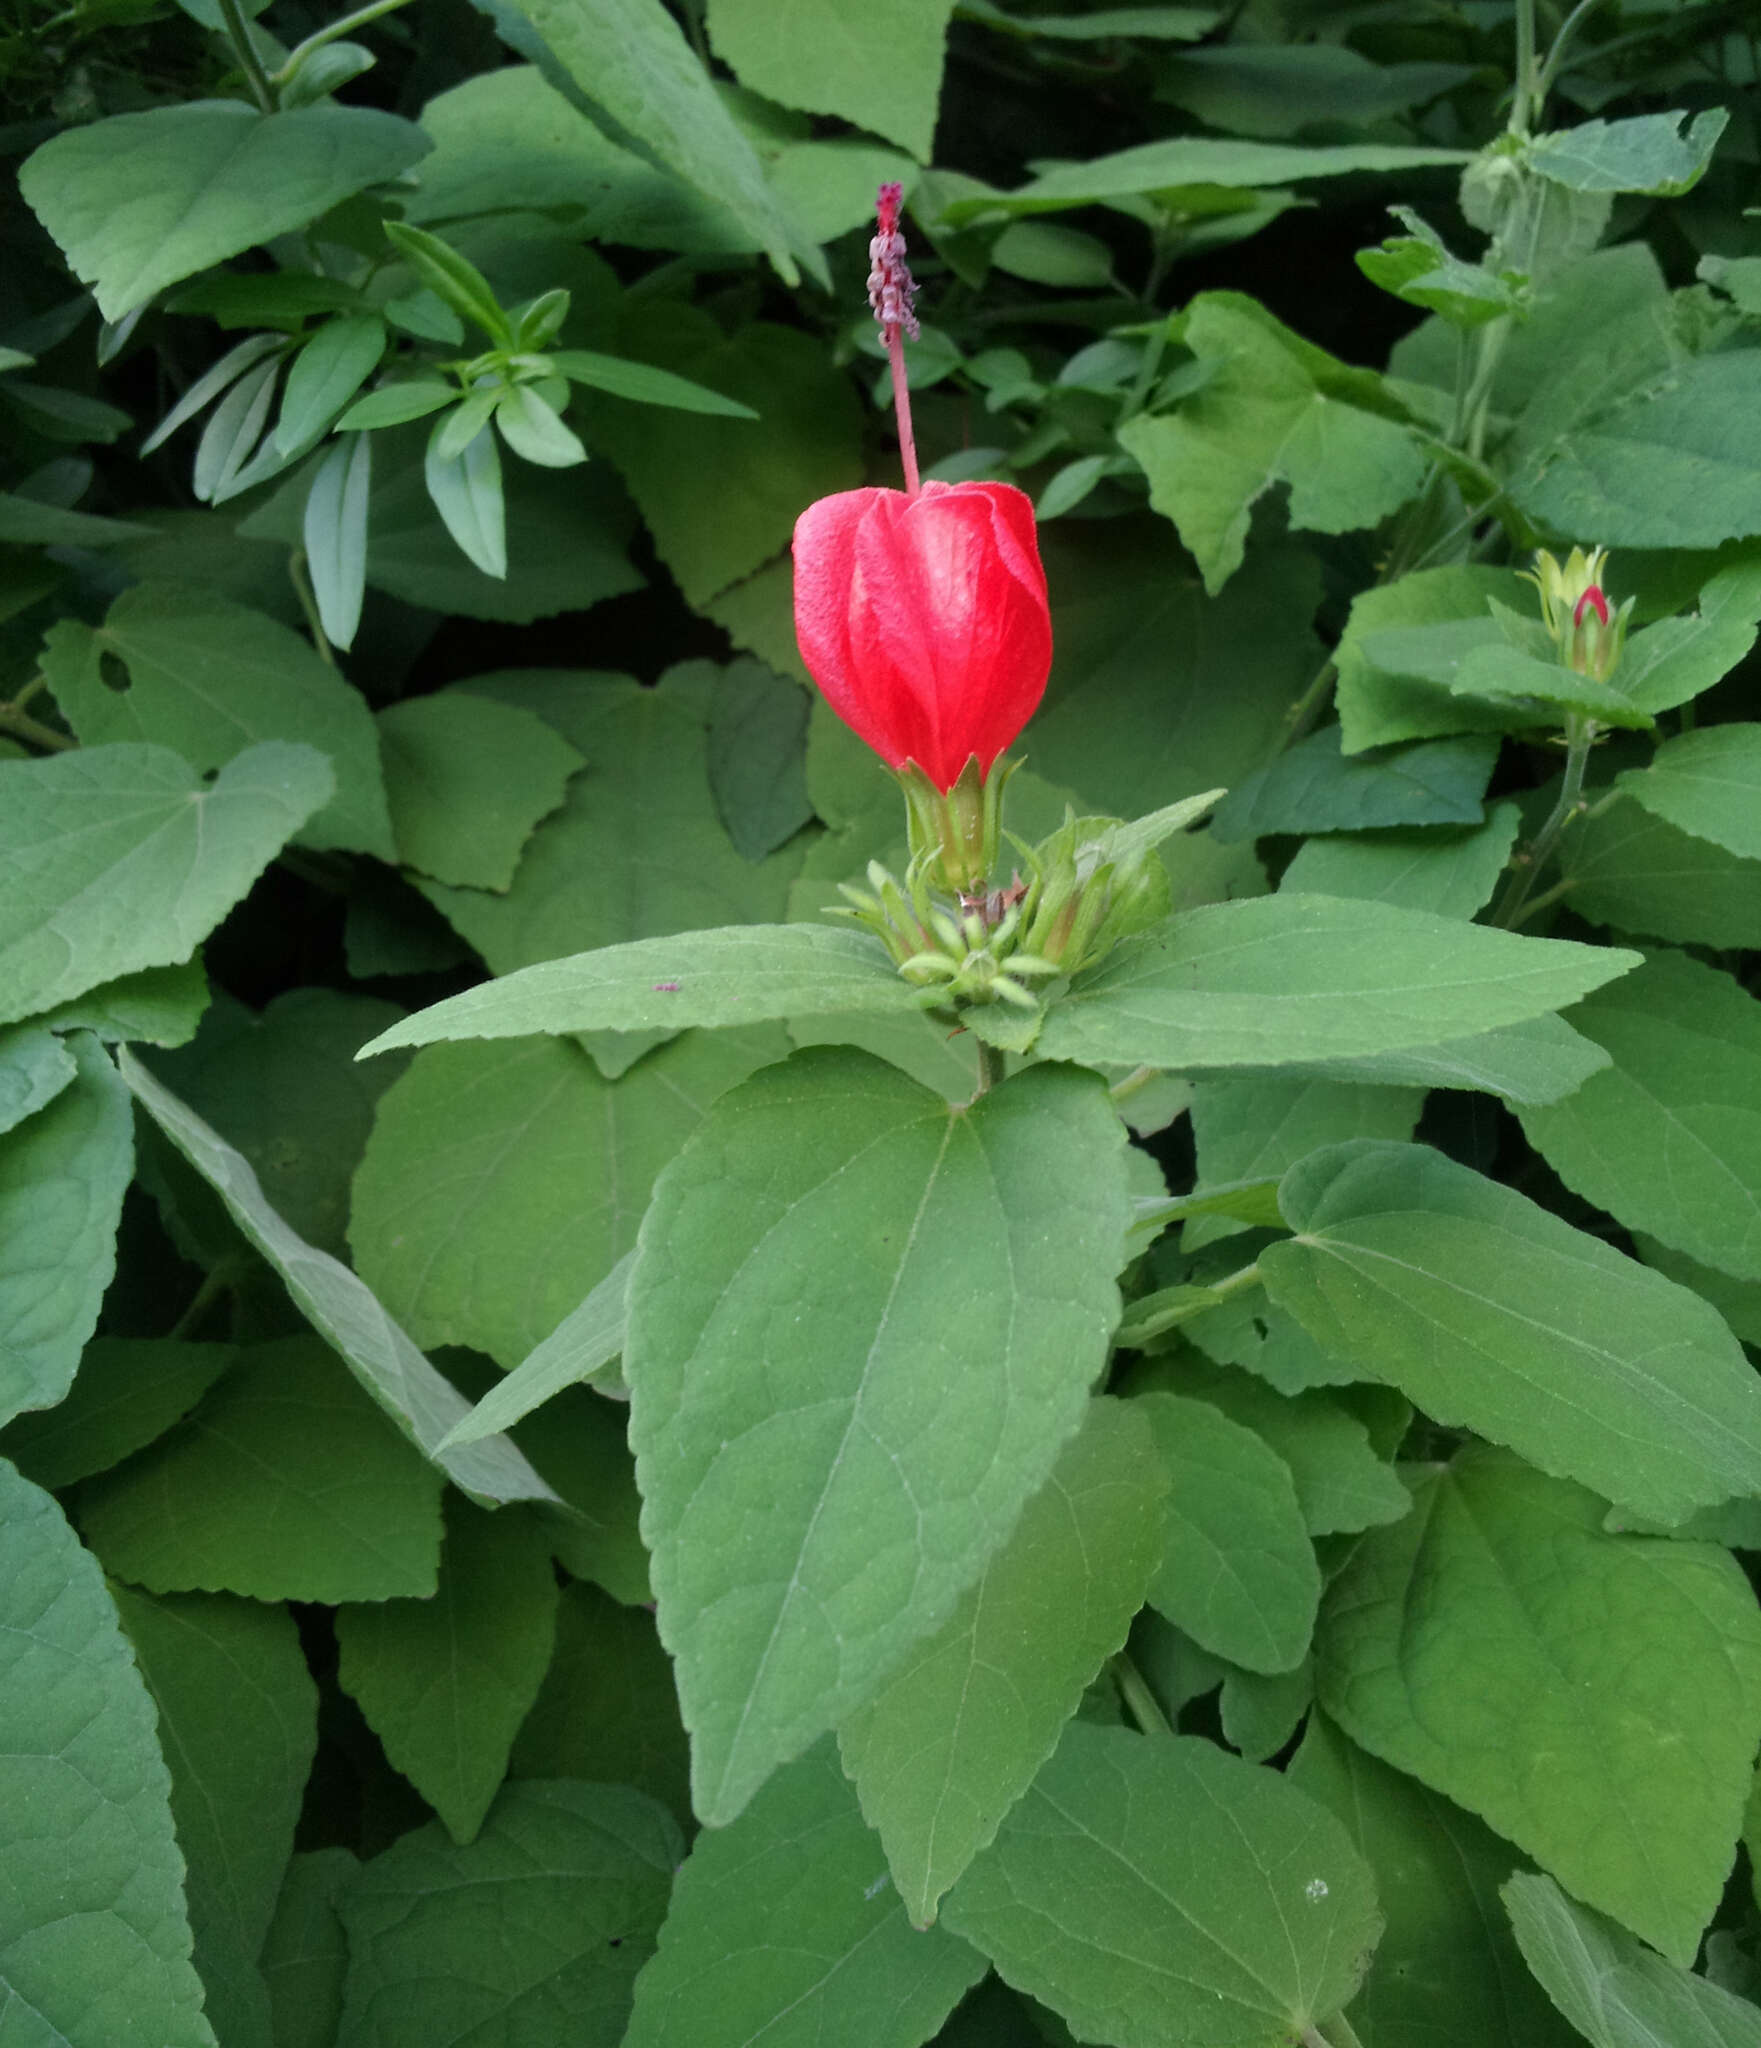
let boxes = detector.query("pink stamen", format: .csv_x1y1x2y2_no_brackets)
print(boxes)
869,181,920,498
1574,586,1609,628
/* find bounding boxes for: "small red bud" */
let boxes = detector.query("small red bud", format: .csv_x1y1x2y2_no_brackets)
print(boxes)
1574,585,1610,628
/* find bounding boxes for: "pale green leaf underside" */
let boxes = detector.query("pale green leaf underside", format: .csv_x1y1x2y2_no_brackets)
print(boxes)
439,1253,631,1450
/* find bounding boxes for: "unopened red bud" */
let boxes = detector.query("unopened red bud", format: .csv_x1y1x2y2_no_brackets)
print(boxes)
1574,586,1610,628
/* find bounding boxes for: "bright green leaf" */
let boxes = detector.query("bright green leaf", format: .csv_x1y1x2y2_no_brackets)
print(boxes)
0,741,332,1027
276,314,386,455
840,1397,1169,1926
35,959,212,1050
424,414,506,577
1316,1449,1761,1964
1263,1139,1761,1525
0,1462,216,2048
1620,724,1761,860
18,102,431,321
439,1252,629,1450
943,1718,1382,2046
628,1048,1132,1825
1527,109,1729,196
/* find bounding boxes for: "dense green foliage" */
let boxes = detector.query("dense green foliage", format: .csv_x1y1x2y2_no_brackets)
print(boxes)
7,0,1761,2044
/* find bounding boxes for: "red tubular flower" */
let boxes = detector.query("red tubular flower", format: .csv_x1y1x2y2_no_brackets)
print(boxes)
792,478,1053,794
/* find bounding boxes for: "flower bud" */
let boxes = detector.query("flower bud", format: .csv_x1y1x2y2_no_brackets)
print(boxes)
1525,545,1633,683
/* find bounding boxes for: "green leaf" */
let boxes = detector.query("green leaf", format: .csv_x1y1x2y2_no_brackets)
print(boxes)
1358,206,1523,327
1562,794,1761,948
0,490,151,545
1264,1013,1613,1107
336,1780,681,2047
335,1499,559,1844
1449,643,1656,729
840,1397,1169,1926
1033,893,1637,1075
375,690,583,892
1289,1715,1580,2048
44,584,393,859
1213,728,1498,841
1130,1354,1409,1536
1506,1870,1761,2048
113,1587,318,2048
350,1027,782,1370
945,135,1468,217
423,414,506,577
1279,802,1521,918
0,1022,75,1138
706,0,952,158
707,658,813,862
943,1719,1382,2045
0,1034,132,1428
138,335,287,455
361,922,917,1055
249,419,644,624
408,667,805,1073
302,432,372,652
262,1851,356,2048
1118,294,1426,593
18,102,431,321
0,741,333,1027
1219,1657,1313,1762
578,310,858,605
548,348,760,418
275,314,386,455
1527,109,1729,196
0,1462,216,2048
382,222,511,344
1608,565,1761,718
510,1580,690,1822
150,988,407,1260
1316,1449,1761,1964
1,1338,234,1490
495,384,587,467
1620,724,1761,860
333,379,457,430
504,0,820,286
79,1335,446,1603
1336,564,1528,752
439,1253,630,1450
1508,351,1761,551
1136,1389,1319,1673
508,1381,650,1604
119,1050,560,1511
37,959,212,1049
1519,951,1761,1283
628,1048,1132,1825
1262,1139,1761,1525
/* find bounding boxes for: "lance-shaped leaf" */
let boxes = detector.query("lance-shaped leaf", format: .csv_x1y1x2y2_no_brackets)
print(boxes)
1262,1139,1761,1525
1505,1872,1761,2048
840,1397,1168,1926
439,1253,630,1450
359,923,919,1056
118,1051,559,1512
622,1740,985,2047
1316,1450,1761,1965
627,1047,1133,1826
942,1719,1383,2047
0,741,332,1027
0,1460,216,2048
1034,893,1637,1074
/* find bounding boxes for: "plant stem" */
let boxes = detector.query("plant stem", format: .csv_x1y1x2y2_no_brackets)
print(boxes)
1509,0,1539,134
1272,655,1337,758
169,1262,243,1342
887,326,920,497
288,548,335,665
272,0,418,84
1302,2014,1369,2048
1535,0,1609,104
0,698,75,751
1112,1652,1173,1737
973,1038,1006,1096
218,0,277,110
1493,717,1594,928
1108,1063,1158,1104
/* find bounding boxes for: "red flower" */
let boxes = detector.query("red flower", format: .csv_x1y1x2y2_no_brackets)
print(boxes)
792,478,1053,793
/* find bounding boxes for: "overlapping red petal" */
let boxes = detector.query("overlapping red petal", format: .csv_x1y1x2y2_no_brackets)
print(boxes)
792,479,1053,792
